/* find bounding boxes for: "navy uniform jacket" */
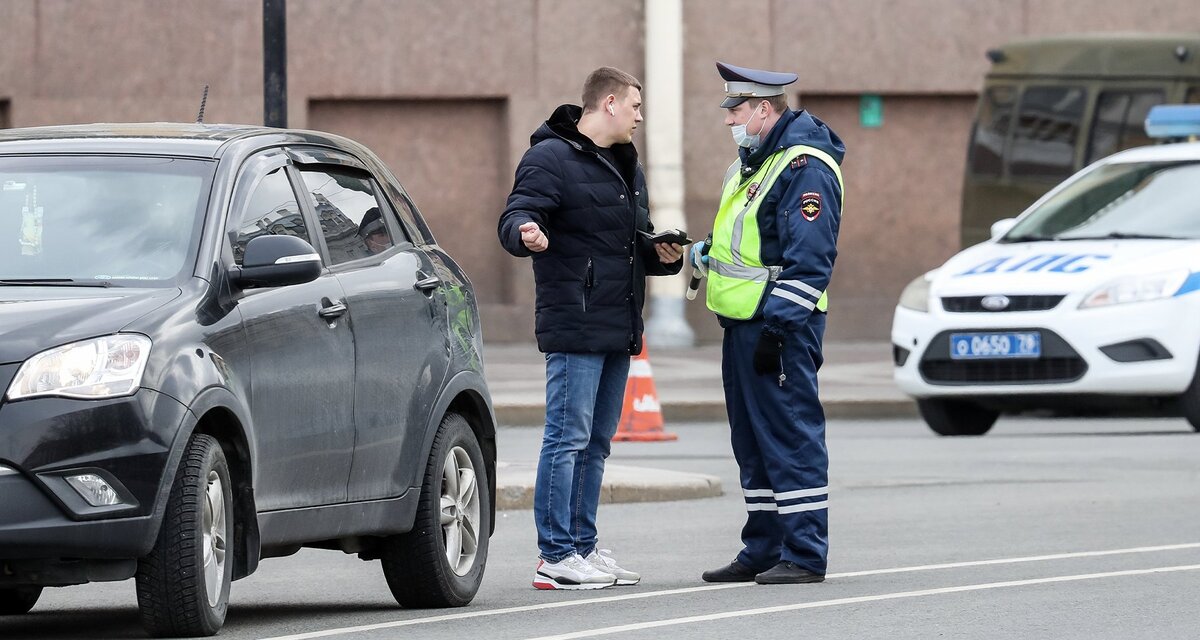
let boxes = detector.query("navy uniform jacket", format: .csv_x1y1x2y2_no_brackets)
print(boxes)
723,109,846,335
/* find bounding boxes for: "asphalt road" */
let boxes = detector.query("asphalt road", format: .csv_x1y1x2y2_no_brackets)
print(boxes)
4,417,1199,640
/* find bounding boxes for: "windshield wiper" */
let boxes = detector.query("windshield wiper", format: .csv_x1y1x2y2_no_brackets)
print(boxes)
1000,234,1056,243
0,278,112,287
1057,232,1186,241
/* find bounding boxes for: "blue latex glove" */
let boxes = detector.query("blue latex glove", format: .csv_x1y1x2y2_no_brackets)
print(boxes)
689,242,710,277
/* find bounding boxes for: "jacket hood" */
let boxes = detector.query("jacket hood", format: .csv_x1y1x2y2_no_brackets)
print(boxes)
0,287,181,363
743,109,846,168
531,103,640,183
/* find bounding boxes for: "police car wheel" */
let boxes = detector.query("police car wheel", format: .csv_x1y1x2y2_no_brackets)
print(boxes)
1181,359,1200,433
917,399,998,437
0,587,41,615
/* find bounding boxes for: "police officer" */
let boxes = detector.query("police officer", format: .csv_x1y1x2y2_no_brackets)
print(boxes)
695,61,845,585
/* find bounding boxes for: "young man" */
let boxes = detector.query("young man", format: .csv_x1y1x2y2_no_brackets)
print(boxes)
695,61,846,585
498,67,684,590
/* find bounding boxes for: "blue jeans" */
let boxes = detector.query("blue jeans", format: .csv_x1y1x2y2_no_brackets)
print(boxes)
535,352,630,562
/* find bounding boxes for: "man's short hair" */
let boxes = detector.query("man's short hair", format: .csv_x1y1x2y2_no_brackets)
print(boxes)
765,94,790,114
582,67,642,112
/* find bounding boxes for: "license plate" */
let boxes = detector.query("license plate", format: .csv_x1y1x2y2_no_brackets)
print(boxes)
950,332,1041,359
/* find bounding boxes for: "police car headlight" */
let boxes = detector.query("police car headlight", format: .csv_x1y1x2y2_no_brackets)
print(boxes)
898,273,933,312
6,335,152,401
1079,270,1189,309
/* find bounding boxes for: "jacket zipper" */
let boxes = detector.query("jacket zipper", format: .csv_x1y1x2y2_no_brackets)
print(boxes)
583,257,594,312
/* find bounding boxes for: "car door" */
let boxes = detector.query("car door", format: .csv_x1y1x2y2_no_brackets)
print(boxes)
227,151,356,510
290,149,450,501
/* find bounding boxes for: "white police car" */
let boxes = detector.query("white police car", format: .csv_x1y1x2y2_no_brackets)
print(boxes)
893,105,1200,436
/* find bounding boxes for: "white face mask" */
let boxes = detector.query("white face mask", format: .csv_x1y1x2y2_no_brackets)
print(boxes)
730,103,764,148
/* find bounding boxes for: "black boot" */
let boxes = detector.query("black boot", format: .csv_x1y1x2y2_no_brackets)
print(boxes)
701,560,759,583
754,561,825,584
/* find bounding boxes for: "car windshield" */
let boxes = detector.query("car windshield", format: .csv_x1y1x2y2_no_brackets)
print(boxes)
0,155,213,286
1001,160,1200,242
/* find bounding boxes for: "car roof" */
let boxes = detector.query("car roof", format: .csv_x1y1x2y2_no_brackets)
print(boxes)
0,122,349,159
988,33,1200,79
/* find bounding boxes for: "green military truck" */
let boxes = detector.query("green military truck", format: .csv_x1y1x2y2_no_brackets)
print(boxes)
961,33,1200,248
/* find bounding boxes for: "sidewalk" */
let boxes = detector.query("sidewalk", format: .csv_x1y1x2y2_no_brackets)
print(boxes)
487,341,915,510
484,340,915,426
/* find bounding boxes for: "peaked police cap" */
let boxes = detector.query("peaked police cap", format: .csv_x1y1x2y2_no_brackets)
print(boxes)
716,61,798,108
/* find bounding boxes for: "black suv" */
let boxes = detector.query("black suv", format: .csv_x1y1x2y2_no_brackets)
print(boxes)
0,124,496,636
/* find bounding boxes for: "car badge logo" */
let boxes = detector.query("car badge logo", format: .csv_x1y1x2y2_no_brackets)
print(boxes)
981,295,1010,311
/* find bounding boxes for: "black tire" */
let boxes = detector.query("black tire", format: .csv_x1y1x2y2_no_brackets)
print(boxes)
381,412,490,608
1182,360,1200,433
135,434,233,637
918,398,999,436
0,587,42,615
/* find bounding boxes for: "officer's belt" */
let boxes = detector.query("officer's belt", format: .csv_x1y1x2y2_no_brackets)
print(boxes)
708,257,782,282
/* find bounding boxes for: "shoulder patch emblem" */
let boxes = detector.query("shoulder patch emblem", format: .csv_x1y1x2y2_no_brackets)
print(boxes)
746,182,760,201
790,155,808,170
800,192,822,221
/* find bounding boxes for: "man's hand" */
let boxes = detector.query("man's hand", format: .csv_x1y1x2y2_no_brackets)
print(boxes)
654,242,683,264
520,222,549,252
752,328,784,376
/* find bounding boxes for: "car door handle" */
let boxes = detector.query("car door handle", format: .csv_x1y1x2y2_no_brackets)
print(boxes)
415,274,441,292
318,302,348,319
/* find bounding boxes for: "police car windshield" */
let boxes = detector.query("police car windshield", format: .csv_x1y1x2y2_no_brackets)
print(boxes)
0,156,213,287
1001,161,1200,243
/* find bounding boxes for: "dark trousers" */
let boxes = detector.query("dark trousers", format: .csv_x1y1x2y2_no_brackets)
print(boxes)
722,313,829,574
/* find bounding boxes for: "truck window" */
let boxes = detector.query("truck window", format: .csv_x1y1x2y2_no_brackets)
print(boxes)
1009,86,1086,180
1086,90,1165,164
968,86,1016,177
1187,87,1200,104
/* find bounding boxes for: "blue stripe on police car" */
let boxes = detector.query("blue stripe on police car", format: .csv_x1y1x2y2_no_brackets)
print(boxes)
955,253,1111,277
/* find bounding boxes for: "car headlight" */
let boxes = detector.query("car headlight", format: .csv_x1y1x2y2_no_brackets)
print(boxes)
1079,269,1189,309
6,334,152,401
898,272,933,312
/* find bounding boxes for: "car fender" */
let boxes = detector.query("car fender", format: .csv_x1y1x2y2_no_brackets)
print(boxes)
415,370,497,533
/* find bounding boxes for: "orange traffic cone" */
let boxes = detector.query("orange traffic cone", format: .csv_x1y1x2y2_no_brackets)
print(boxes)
613,341,678,442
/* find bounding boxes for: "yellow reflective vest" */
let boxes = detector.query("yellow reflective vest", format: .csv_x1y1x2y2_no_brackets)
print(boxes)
706,145,844,320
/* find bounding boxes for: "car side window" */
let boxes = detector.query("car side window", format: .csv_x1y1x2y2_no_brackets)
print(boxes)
1009,86,1086,180
968,86,1016,178
1186,86,1200,104
298,167,395,264
232,166,311,266
1086,90,1165,164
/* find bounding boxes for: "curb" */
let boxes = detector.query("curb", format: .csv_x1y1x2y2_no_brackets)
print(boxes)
495,462,724,510
494,398,918,427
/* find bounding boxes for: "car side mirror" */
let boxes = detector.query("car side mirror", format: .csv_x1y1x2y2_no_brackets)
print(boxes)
990,218,1017,239
229,235,322,289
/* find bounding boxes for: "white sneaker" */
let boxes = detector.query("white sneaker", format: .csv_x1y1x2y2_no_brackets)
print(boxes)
585,549,641,586
533,553,617,590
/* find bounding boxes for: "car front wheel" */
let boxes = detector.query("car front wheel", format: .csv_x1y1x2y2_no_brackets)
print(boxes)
135,434,234,637
380,412,490,608
0,587,42,615
918,399,999,436
1181,357,1200,432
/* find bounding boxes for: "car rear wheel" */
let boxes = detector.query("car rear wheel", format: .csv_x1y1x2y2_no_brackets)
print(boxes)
918,399,999,436
380,412,490,608
135,434,233,637
0,587,42,615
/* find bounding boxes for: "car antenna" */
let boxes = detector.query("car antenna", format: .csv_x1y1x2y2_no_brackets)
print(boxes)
195,84,210,124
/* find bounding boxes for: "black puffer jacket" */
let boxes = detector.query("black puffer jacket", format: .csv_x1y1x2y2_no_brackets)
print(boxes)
498,104,682,354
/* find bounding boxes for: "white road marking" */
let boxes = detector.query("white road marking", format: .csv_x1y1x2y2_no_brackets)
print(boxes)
256,542,1200,640
523,563,1200,640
